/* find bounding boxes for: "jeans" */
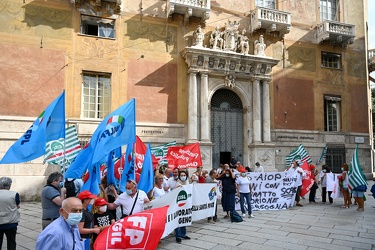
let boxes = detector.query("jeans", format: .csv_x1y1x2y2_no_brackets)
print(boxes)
175,226,186,239
239,192,252,215
0,227,17,250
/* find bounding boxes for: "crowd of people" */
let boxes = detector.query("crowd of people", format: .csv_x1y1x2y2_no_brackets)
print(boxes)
0,159,374,249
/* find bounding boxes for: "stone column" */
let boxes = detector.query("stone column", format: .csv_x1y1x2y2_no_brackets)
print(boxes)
200,72,210,141
187,70,198,143
252,78,261,142
262,80,271,142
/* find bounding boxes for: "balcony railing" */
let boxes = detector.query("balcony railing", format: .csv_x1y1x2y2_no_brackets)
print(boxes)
250,7,291,37
369,49,375,73
167,0,210,23
316,20,355,48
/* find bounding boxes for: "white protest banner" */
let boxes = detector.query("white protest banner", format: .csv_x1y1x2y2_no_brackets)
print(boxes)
144,184,193,238
191,184,217,221
143,183,216,238
249,171,299,210
330,174,343,199
326,173,336,192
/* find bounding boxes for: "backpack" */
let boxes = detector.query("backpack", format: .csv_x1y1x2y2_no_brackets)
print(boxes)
64,179,76,198
230,210,243,223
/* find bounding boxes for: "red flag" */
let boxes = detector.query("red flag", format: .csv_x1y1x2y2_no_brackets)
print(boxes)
135,136,158,181
166,142,202,168
93,206,168,250
300,161,314,197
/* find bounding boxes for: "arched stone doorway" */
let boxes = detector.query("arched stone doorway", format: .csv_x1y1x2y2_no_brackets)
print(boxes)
211,89,244,168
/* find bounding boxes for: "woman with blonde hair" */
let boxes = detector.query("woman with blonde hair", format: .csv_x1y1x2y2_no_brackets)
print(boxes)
148,174,167,200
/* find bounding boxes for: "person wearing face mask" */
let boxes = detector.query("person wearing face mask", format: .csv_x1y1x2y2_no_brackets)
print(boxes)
77,190,100,250
107,180,150,219
41,172,66,230
285,161,305,207
319,165,333,204
236,168,255,218
36,197,84,250
217,166,236,219
168,167,180,190
92,198,115,244
174,169,191,243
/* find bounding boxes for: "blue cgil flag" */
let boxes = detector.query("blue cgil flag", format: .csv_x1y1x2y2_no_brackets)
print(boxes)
0,91,65,164
119,143,135,192
138,143,154,194
65,99,136,179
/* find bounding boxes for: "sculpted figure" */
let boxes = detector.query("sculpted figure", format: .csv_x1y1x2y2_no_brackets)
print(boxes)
254,34,266,56
210,25,223,50
237,29,249,55
223,20,239,51
192,25,204,47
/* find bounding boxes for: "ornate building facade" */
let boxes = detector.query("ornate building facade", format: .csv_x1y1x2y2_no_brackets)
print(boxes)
0,0,372,199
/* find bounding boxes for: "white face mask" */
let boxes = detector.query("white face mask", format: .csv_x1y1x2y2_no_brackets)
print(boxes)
180,176,187,182
99,205,107,213
225,174,230,177
241,173,246,177
89,199,95,205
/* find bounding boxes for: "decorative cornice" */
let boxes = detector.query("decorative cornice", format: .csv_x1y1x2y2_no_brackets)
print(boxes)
181,47,279,79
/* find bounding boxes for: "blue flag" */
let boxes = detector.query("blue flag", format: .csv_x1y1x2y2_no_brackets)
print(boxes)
138,143,154,194
0,91,65,164
65,99,136,179
107,147,122,186
81,163,101,195
90,98,136,165
120,143,135,192
65,143,93,179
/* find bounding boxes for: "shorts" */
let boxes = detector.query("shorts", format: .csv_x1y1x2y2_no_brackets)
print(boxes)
352,190,364,197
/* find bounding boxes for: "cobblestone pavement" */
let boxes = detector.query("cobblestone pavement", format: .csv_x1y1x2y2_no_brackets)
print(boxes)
3,190,375,250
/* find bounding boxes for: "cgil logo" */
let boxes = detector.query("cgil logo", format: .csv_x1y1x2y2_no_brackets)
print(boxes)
176,190,188,207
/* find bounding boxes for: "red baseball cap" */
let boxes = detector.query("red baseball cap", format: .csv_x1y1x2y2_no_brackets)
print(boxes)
94,198,107,206
77,190,96,200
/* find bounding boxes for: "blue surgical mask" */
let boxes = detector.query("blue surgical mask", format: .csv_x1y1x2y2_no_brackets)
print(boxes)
180,176,187,182
58,181,64,189
323,170,326,173
126,189,133,195
225,174,230,177
341,168,344,171
64,210,82,226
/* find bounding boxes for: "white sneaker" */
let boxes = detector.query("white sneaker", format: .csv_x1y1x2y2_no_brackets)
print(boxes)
249,214,255,218
242,213,246,218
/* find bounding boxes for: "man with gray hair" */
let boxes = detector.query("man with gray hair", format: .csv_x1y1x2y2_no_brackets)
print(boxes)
36,197,84,250
41,172,66,229
0,177,20,250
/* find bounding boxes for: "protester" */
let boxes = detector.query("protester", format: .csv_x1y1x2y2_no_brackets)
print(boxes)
77,190,100,250
320,165,333,204
352,175,367,212
41,172,66,230
167,168,180,190
236,168,254,218
107,180,149,218
93,198,115,244
245,166,252,172
286,161,305,207
148,174,166,200
99,177,119,220
174,169,191,243
36,197,84,250
217,166,236,218
308,164,318,204
340,163,350,208
191,166,204,183
229,156,237,168
0,177,20,250
205,169,219,223
64,178,84,198
254,162,264,172
162,167,171,192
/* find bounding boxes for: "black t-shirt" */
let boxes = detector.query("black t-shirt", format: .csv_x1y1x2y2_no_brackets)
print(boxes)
93,211,114,242
80,208,94,239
